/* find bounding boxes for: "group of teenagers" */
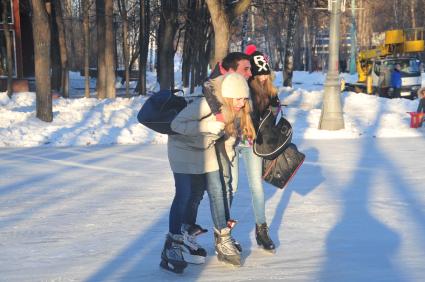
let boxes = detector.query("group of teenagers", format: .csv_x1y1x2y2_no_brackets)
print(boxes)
161,46,282,273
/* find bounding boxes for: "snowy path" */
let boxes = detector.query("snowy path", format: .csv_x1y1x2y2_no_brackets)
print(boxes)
1,138,425,282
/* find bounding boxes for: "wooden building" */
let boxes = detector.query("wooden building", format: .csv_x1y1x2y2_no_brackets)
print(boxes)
0,0,34,91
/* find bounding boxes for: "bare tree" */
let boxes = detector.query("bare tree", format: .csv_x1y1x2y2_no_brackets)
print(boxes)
82,0,90,98
53,0,69,98
63,0,77,69
2,0,13,98
283,0,300,87
157,0,178,90
411,0,416,28
181,0,211,92
31,0,53,122
48,1,61,94
138,0,150,95
96,0,106,98
118,0,130,96
302,4,313,72
104,0,115,98
205,0,251,64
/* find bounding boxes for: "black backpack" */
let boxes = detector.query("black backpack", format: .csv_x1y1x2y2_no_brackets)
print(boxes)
137,89,187,135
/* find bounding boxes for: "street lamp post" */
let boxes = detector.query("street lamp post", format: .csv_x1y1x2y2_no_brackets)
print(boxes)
319,0,345,130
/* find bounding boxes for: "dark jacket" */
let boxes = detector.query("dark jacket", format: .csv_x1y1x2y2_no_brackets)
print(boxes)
417,98,425,113
391,69,402,88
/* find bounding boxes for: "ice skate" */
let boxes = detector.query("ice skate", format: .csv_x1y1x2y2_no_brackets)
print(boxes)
181,224,207,264
214,227,242,266
255,223,276,253
159,233,187,274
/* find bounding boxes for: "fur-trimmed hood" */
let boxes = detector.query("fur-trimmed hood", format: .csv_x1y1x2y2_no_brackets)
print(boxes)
207,75,238,126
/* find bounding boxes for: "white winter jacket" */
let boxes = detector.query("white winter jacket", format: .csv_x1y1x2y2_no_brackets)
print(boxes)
168,97,235,174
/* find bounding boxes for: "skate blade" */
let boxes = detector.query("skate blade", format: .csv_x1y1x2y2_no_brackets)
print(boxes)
182,252,206,265
216,254,242,267
261,247,276,254
256,242,277,254
159,259,186,274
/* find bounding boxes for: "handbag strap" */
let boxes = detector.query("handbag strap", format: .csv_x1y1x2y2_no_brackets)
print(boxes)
262,158,278,179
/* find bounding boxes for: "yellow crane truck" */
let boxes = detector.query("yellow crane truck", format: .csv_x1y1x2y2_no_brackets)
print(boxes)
346,29,424,99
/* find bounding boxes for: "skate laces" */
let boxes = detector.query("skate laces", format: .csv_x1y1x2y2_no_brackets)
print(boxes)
167,235,184,260
182,224,207,251
183,232,200,251
221,235,239,253
170,243,184,260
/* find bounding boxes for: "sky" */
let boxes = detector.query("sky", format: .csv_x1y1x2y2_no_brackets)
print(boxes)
1,70,425,281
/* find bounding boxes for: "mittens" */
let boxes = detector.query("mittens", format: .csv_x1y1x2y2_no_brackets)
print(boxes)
224,136,237,162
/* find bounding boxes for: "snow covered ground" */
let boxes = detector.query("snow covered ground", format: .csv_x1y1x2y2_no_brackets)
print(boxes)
1,70,425,281
0,71,424,147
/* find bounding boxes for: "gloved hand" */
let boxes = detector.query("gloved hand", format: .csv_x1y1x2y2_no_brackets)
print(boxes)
202,120,225,135
224,137,236,162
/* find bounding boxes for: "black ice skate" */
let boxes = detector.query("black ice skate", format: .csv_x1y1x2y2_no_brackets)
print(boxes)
159,233,188,274
181,224,207,264
255,223,276,253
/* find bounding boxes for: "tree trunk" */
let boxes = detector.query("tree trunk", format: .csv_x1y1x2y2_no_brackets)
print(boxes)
393,0,398,28
181,0,197,89
274,0,287,71
118,0,130,96
31,0,53,122
206,0,251,65
138,0,150,95
205,1,230,65
48,2,61,93
83,0,90,98
105,0,116,98
283,0,300,87
53,0,69,98
411,0,416,28
2,0,13,98
261,0,273,67
96,0,106,99
240,10,249,52
303,10,313,73
157,0,178,90
63,0,76,70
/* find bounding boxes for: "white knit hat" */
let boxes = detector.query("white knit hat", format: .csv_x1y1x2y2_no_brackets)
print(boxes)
221,73,250,99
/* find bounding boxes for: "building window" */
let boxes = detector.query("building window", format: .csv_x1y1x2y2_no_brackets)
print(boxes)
0,0,14,24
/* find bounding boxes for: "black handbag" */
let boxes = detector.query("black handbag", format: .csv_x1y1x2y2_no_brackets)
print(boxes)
262,143,305,189
253,108,292,160
137,89,187,135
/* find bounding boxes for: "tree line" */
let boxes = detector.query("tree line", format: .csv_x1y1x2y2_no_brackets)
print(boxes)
3,0,425,122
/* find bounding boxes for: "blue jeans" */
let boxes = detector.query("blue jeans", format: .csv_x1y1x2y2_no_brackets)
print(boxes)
169,173,192,234
205,170,228,230
222,146,266,225
181,171,227,231
183,174,206,226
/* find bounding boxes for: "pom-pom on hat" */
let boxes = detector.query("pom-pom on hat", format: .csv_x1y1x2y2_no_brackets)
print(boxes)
221,73,250,99
244,44,257,56
250,51,271,76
